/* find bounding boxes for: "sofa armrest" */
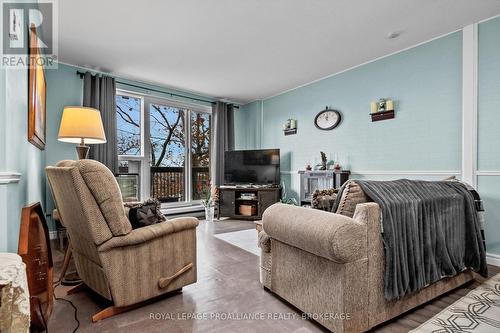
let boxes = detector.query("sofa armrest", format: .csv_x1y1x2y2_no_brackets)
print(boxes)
98,217,199,252
263,203,367,263
352,202,381,227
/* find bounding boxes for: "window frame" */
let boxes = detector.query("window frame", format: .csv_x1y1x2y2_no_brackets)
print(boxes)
116,90,145,158
116,88,212,207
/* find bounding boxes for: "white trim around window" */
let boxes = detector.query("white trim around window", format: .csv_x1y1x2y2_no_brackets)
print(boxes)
116,89,146,158
146,94,212,115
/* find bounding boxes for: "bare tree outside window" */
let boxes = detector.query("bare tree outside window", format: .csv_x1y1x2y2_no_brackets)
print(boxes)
116,95,141,156
150,105,185,167
191,112,210,167
191,112,211,200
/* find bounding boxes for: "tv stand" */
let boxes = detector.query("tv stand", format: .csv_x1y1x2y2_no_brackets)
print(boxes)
217,186,281,220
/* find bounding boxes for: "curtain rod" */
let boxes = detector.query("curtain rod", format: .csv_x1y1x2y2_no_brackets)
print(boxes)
76,71,239,108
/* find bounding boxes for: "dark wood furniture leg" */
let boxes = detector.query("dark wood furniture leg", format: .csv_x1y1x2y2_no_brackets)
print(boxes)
66,282,87,295
59,242,72,283
58,240,82,285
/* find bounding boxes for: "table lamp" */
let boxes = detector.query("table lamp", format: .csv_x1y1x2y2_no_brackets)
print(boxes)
57,106,106,159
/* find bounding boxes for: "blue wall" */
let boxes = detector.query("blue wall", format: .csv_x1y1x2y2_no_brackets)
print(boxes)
235,26,500,257
237,32,463,172
477,16,500,255
236,32,463,198
44,64,85,231
0,10,46,250
0,65,46,252
235,101,262,150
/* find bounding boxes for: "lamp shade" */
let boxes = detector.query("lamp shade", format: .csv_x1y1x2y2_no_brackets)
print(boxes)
58,106,107,144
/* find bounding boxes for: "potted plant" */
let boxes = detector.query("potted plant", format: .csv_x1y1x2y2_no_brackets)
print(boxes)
200,181,216,222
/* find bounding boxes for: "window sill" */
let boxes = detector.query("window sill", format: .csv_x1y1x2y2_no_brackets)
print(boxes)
161,203,205,216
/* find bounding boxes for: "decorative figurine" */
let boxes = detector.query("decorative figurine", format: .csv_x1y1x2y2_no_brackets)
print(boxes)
320,152,327,170
305,162,312,171
378,98,387,112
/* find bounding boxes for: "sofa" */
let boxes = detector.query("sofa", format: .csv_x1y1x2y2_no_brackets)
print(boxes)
46,159,199,321
259,191,474,332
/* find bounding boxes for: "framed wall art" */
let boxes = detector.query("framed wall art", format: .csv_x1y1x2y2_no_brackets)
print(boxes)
28,24,47,150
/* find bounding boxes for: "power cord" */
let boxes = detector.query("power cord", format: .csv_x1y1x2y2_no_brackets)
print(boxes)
53,279,80,333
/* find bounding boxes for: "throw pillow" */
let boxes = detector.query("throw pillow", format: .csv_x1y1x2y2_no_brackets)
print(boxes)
334,180,370,218
124,198,167,230
312,188,338,211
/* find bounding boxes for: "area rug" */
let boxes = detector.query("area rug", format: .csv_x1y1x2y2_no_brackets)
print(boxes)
213,229,259,256
410,273,500,332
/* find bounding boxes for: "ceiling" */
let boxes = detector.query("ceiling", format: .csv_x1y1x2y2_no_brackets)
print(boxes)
58,0,500,104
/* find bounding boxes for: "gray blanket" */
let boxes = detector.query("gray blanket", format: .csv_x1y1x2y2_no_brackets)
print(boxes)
339,179,488,300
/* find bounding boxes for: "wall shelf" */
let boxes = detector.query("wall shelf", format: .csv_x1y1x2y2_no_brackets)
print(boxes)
283,128,297,136
370,110,395,122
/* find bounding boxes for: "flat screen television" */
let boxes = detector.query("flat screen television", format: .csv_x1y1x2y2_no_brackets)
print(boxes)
224,149,280,185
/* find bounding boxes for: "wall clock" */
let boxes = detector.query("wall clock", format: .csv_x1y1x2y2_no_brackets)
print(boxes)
314,106,342,130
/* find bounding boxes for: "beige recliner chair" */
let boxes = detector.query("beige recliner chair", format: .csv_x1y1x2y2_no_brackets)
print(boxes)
46,159,198,321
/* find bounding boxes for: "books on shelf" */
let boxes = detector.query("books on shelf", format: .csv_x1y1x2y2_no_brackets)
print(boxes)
240,193,257,200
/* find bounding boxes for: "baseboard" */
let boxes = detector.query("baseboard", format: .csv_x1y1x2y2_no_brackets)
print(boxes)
486,252,500,267
49,230,58,240
279,170,461,176
167,211,205,219
162,204,204,215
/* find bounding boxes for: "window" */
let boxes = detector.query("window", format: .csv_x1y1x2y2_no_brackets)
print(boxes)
150,104,185,167
116,93,144,202
191,111,211,200
115,90,211,206
150,104,187,202
116,94,143,156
